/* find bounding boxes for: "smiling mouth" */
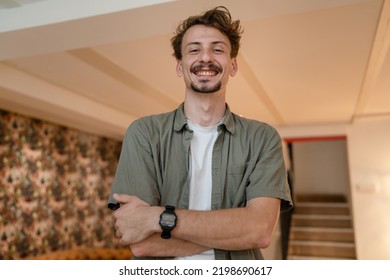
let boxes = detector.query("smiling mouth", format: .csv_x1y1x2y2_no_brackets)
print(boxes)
191,65,222,77
194,70,218,76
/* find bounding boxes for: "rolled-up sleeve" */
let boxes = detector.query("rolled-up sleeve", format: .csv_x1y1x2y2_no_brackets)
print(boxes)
107,120,160,207
246,125,293,212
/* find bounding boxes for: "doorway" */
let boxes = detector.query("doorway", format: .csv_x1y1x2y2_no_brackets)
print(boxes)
281,136,355,259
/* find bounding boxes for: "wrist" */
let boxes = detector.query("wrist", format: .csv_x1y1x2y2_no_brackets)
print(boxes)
152,206,165,233
158,205,178,239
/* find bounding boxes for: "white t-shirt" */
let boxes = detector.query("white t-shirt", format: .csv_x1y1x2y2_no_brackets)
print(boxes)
175,119,220,260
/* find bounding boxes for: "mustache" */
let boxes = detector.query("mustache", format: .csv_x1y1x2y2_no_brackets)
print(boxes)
191,64,222,73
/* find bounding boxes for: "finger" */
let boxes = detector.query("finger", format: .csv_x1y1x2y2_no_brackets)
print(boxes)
119,238,127,246
113,193,134,204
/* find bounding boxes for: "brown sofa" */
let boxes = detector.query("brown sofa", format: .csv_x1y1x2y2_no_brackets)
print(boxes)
25,247,132,260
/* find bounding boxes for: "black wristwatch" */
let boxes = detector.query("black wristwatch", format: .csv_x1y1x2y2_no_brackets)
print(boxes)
159,205,177,239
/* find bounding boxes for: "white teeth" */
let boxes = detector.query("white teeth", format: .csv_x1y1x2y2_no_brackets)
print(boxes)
197,71,216,76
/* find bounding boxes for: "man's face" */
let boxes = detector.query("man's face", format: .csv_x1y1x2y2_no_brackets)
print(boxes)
176,25,238,94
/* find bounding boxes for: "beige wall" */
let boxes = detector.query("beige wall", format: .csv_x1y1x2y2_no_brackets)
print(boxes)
347,116,390,259
292,140,350,198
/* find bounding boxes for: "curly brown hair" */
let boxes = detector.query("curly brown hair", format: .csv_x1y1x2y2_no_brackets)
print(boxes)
170,6,243,60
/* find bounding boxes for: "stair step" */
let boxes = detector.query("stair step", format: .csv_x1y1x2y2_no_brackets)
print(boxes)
290,227,355,242
288,240,356,259
296,194,347,203
287,194,356,260
293,202,350,215
288,255,355,260
291,214,352,228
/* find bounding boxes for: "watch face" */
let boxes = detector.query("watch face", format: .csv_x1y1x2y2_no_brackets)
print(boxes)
161,213,176,227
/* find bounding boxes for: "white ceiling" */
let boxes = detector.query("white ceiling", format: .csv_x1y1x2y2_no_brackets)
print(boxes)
0,0,389,140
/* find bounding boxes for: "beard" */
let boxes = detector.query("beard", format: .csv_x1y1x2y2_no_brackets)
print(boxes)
191,80,222,94
190,63,222,94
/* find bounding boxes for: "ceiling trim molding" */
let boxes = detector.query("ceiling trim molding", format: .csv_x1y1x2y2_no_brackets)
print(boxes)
237,53,286,125
354,0,390,118
68,48,178,110
0,63,133,139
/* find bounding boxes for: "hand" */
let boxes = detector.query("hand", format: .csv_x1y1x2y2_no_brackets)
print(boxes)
112,194,162,245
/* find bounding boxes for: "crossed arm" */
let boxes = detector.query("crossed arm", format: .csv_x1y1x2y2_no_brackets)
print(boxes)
112,193,281,258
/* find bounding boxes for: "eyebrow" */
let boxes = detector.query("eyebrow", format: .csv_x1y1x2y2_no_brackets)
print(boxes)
185,41,228,48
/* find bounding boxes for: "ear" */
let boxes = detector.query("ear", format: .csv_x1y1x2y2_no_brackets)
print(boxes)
176,60,183,77
230,58,238,77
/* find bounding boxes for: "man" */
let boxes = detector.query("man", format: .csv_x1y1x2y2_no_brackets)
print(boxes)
108,6,292,260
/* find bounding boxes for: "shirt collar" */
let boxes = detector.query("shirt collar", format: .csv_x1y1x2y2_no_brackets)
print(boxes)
174,103,235,134
222,104,235,134
174,103,188,132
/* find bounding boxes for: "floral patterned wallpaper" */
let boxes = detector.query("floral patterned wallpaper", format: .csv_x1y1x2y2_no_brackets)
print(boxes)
0,109,122,259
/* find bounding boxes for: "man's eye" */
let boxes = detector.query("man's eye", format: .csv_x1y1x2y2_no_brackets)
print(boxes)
189,49,199,54
214,49,224,53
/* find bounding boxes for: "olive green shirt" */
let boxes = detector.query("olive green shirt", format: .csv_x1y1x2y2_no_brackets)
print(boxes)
108,103,293,260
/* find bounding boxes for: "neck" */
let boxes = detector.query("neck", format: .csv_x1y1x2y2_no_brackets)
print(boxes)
184,91,226,127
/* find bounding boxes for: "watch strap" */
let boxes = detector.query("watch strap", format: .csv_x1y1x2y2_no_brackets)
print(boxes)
161,229,172,239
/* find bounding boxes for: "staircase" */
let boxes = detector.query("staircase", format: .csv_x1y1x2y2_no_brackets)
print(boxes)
288,194,356,260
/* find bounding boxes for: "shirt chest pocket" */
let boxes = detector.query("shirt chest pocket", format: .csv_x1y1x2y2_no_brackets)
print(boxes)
226,161,255,207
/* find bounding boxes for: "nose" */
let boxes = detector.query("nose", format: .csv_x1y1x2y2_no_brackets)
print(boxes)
199,49,213,63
